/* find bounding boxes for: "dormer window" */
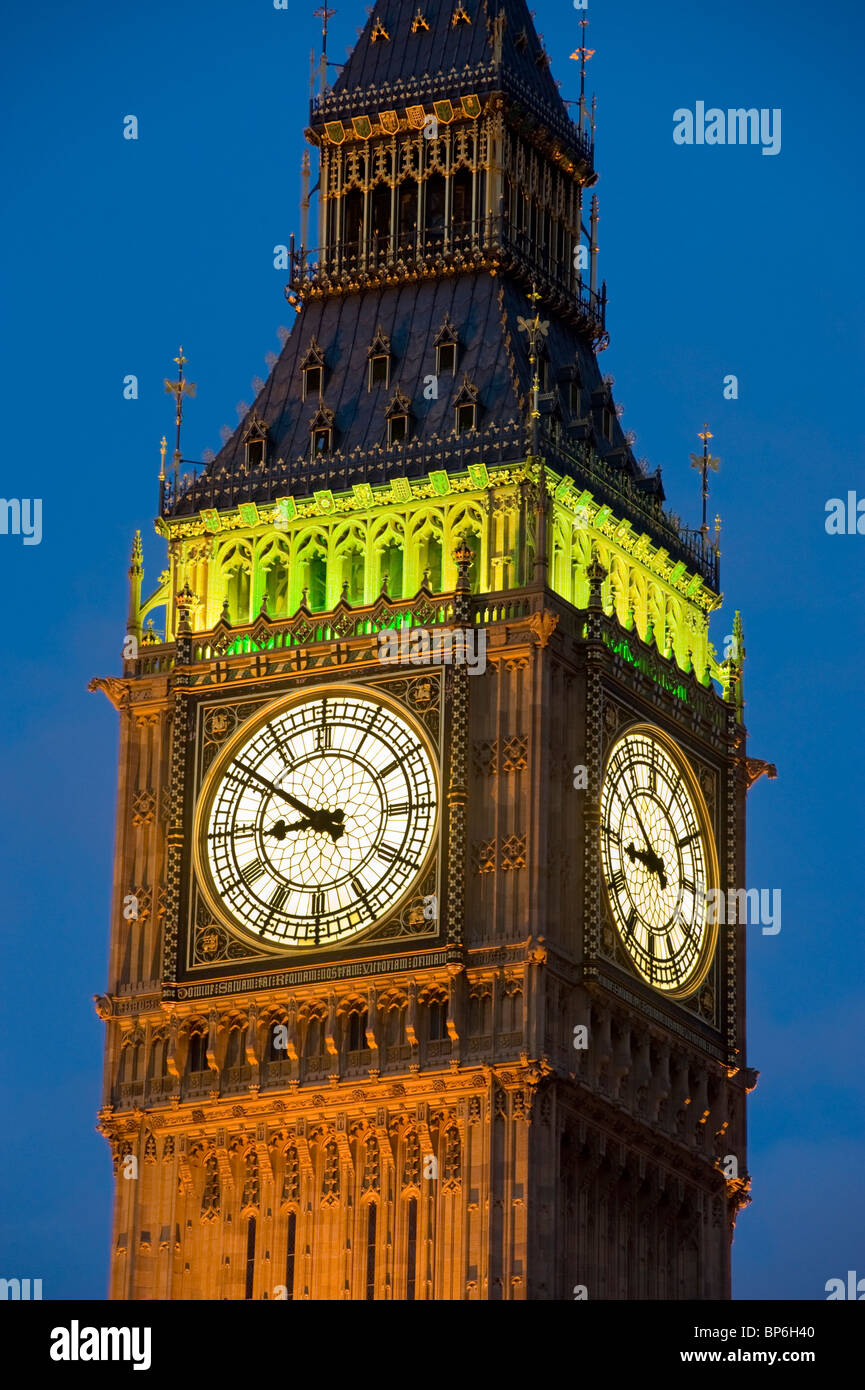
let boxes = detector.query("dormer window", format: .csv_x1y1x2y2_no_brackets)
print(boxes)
300,339,326,402
242,414,268,469
370,355,389,388
515,28,528,52
434,315,459,376
570,381,582,415
370,18,390,43
368,325,392,391
386,388,412,446
452,3,471,26
411,8,430,32
454,376,479,435
310,404,335,458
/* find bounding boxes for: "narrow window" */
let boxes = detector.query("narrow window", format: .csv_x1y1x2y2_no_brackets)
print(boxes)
406,1199,418,1301
456,402,476,435
569,381,582,415
388,413,408,446
285,1211,297,1302
437,341,456,375
245,1216,257,1300
370,355,390,389
313,426,331,455
303,365,322,400
246,436,264,468
429,999,448,1041
188,1033,207,1073
365,1205,377,1300
348,1009,368,1052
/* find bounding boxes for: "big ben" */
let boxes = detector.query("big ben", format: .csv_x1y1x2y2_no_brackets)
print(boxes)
91,0,762,1300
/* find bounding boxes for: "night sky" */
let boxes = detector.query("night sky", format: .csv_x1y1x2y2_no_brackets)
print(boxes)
1,0,862,1299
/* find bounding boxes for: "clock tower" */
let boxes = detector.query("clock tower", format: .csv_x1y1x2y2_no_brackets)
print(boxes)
92,0,761,1300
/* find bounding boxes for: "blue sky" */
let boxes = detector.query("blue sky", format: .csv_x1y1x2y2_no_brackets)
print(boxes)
0,0,862,1299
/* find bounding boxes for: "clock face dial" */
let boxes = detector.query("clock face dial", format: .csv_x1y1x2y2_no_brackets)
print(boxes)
193,690,439,949
600,725,719,996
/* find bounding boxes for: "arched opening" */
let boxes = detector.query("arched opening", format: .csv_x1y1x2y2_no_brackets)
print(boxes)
226,566,250,625
380,543,403,598
187,1031,208,1074
452,167,473,238
419,534,442,592
398,179,418,247
265,559,289,618
371,183,391,258
425,173,446,248
302,551,327,611
344,188,363,252
340,548,364,605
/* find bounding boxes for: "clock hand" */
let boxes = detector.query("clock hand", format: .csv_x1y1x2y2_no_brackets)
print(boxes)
233,762,346,842
625,841,668,890
630,796,654,854
268,811,345,844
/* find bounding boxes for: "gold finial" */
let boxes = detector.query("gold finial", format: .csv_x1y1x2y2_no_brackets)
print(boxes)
164,347,197,500
159,435,167,482
689,423,721,542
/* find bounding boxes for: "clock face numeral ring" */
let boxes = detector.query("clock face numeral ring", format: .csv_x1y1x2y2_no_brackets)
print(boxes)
599,723,719,997
192,687,440,950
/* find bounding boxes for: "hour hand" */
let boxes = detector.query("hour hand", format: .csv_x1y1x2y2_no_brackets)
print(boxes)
625,841,667,890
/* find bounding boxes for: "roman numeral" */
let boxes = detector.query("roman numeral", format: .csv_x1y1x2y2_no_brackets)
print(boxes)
624,907,637,938
611,870,626,896
312,891,325,917
380,760,399,778
356,708,380,753
377,844,419,869
241,859,265,886
316,725,332,751
350,876,373,909
269,885,288,910
678,832,700,848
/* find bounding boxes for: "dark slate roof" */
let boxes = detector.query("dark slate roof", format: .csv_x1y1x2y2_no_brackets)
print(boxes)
170,274,696,572
163,0,716,586
313,0,590,164
331,0,563,112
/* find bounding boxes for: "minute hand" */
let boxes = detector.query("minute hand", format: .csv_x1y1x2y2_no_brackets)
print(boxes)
232,762,318,819
630,796,654,851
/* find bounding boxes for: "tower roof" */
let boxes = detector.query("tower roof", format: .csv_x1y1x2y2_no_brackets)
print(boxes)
332,0,562,108
316,0,590,168
162,0,718,591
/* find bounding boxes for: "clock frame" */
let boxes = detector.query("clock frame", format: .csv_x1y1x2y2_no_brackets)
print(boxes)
191,684,441,955
599,722,720,999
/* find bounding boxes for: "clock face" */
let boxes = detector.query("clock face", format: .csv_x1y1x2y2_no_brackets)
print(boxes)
599,724,719,997
193,689,439,950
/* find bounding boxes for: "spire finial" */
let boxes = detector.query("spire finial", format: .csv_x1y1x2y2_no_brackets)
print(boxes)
314,6,336,98
570,16,595,136
517,284,549,457
689,424,721,543
163,348,197,503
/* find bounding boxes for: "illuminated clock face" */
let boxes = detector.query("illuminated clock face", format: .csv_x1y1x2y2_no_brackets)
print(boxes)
194,690,439,949
599,725,719,996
